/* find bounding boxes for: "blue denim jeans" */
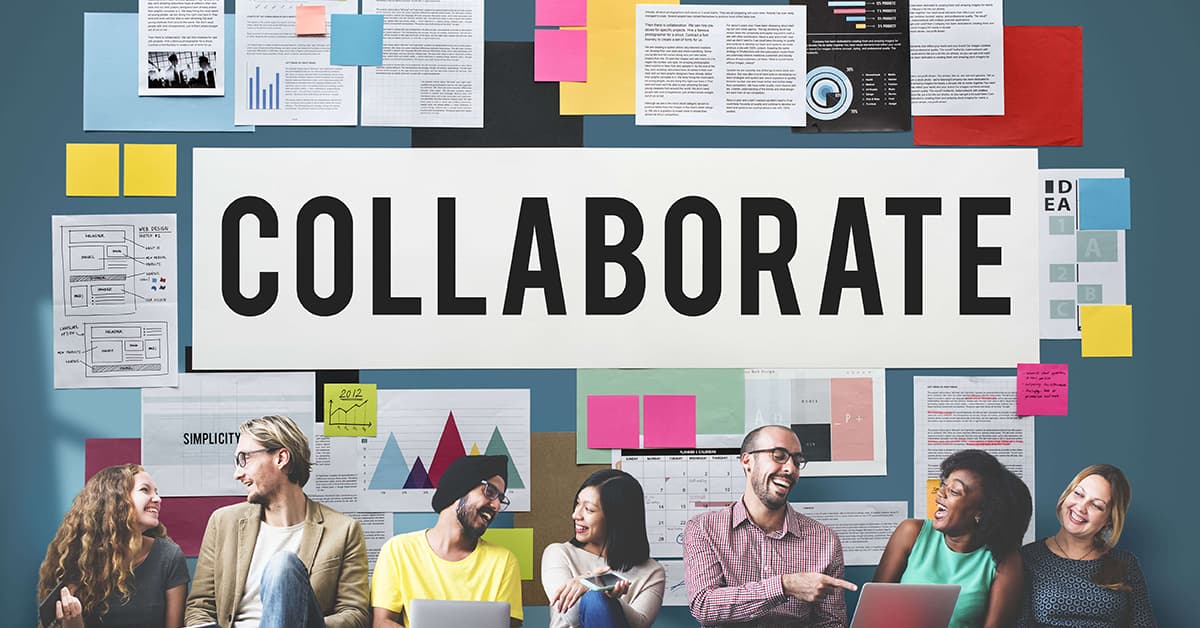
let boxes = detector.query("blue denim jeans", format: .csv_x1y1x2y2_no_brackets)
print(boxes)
259,551,324,628
578,589,631,628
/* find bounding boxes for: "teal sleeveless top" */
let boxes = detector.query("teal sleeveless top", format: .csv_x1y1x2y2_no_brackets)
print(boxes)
899,519,997,628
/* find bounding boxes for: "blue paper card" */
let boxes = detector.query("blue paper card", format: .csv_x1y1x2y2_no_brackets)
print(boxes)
1078,178,1131,230
330,14,384,66
84,13,252,132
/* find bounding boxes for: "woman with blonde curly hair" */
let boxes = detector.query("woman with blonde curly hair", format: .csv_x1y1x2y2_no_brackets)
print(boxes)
37,464,188,628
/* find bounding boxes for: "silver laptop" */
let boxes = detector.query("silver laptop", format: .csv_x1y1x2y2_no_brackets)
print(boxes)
850,583,961,628
408,598,510,628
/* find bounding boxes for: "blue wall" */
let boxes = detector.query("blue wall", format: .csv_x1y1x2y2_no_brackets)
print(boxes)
4,1,1195,625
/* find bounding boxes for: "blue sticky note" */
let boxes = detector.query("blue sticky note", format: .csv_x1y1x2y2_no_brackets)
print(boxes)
330,14,384,66
83,13,252,132
1078,178,1131,230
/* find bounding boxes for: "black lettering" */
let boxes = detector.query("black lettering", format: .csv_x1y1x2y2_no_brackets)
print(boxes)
664,196,721,316
296,196,353,316
585,198,646,315
221,196,278,316
372,198,421,315
960,198,1011,315
437,198,486,315
820,198,883,315
885,198,941,315
740,198,800,315
503,198,566,315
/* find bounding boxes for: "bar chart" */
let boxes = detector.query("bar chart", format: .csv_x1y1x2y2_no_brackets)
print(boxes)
247,65,281,110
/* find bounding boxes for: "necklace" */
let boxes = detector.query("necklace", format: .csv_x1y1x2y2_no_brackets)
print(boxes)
1052,534,1096,561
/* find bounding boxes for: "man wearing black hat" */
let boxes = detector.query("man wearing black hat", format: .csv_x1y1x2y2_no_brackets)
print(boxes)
371,454,523,627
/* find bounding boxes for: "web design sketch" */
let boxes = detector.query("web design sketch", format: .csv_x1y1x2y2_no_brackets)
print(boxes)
51,214,178,389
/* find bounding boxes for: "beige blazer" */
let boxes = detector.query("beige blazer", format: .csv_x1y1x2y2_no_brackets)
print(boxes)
184,498,369,628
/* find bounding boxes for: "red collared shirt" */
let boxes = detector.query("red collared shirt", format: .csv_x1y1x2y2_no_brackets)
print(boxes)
683,499,848,627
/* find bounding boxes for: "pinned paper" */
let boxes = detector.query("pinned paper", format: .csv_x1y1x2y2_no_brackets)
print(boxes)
534,29,587,82
1078,178,1131,230
1016,363,1069,416
330,14,384,66
482,527,535,580
642,394,697,447
66,143,119,196
297,5,327,36
537,0,587,26
586,395,639,448
1080,305,1133,357
925,478,940,519
324,383,378,436
123,144,177,197
85,438,142,480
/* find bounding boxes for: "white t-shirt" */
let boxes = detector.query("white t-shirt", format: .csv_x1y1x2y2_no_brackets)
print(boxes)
233,520,306,628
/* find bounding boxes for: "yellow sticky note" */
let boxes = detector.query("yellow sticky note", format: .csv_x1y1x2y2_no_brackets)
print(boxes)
482,528,534,580
324,383,378,436
1080,305,1133,357
65,143,119,196
559,0,678,115
925,479,941,519
123,144,177,197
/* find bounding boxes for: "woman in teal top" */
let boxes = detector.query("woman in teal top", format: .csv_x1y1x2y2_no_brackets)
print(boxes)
874,450,1032,628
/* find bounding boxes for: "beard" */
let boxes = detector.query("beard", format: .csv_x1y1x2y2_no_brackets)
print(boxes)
753,472,792,510
455,496,493,539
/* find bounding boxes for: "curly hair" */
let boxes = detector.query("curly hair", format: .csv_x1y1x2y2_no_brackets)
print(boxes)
941,449,1032,558
36,464,167,623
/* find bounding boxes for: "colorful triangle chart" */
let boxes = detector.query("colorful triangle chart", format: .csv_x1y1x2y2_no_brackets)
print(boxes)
427,411,467,487
403,456,435,489
469,443,481,455
368,433,410,490
484,426,525,489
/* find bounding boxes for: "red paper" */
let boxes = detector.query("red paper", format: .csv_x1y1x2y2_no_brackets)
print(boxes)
1016,363,1069,416
642,395,697,448
85,438,141,480
914,26,1082,146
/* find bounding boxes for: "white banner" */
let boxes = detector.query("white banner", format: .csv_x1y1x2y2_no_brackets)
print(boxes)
193,148,1039,369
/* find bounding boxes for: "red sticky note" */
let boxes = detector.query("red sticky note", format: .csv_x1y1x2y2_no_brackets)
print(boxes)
297,5,326,36
85,438,142,480
534,29,587,82
1016,363,1069,416
536,0,586,27
586,395,639,448
643,395,697,448
914,26,1082,146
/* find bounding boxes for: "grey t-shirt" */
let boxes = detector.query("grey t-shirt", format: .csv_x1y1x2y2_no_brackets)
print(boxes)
89,536,189,628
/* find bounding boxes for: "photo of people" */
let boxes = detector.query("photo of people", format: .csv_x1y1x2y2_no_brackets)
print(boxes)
146,51,217,89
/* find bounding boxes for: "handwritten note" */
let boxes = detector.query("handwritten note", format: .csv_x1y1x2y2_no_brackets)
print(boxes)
324,383,378,436
1016,363,1068,416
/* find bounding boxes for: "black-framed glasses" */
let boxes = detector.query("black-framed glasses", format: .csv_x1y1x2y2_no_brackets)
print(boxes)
745,447,807,470
235,448,278,467
479,480,511,511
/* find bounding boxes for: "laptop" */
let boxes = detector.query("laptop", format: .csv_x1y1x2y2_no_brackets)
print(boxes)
849,583,961,628
408,599,510,628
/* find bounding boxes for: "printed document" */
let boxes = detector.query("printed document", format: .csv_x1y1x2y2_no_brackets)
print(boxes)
910,0,1003,115
139,0,224,96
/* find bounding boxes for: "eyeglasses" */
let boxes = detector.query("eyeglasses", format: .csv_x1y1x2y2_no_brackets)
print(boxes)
479,480,511,511
745,447,807,470
235,448,278,467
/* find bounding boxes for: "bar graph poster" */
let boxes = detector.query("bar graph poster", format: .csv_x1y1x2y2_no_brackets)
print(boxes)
311,389,531,512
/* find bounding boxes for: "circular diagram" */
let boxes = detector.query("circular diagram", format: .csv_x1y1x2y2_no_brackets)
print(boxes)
806,66,853,121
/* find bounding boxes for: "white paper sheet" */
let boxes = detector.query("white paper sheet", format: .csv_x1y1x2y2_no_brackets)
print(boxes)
142,372,316,496
913,376,1035,544
745,369,887,476
361,0,484,127
636,5,806,126
235,0,358,125
1039,169,1128,339
310,389,531,512
139,0,224,96
660,559,689,606
344,511,395,572
910,0,1004,116
793,501,907,566
52,214,179,389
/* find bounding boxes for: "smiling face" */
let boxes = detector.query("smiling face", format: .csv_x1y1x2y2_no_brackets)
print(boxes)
743,426,802,511
932,469,986,536
456,475,506,539
1059,473,1113,541
573,486,608,551
233,435,285,505
130,471,162,532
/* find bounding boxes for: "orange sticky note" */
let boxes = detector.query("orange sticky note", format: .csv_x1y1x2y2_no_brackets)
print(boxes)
65,143,119,197
297,5,326,36
925,479,940,519
1080,305,1133,358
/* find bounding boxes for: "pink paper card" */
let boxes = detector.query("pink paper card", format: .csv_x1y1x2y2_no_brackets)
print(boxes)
85,438,142,480
1017,363,1069,416
534,29,587,82
297,5,326,36
536,0,586,27
587,395,639,448
830,378,873,461
642,395,697,448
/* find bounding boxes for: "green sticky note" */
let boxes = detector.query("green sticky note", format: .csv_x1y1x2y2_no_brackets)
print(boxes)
482,527,534,580
323,383,377,436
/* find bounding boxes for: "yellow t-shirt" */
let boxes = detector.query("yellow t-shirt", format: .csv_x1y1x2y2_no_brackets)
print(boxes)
371,529,523,625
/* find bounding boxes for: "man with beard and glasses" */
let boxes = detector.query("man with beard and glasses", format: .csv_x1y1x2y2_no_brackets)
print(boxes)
371,454,523,627
186,415,370,628
683,425,857,627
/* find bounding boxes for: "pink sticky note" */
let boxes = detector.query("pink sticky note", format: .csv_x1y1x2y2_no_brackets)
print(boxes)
830,378,874,461
297,5,326,36
587,395,639,448
643,395,697,448
85,438,142,480
534,29,587,82
536,0,587,27
1017,363,1069,416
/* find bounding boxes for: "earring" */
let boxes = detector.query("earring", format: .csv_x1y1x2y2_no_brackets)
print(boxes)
974,515,981,524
